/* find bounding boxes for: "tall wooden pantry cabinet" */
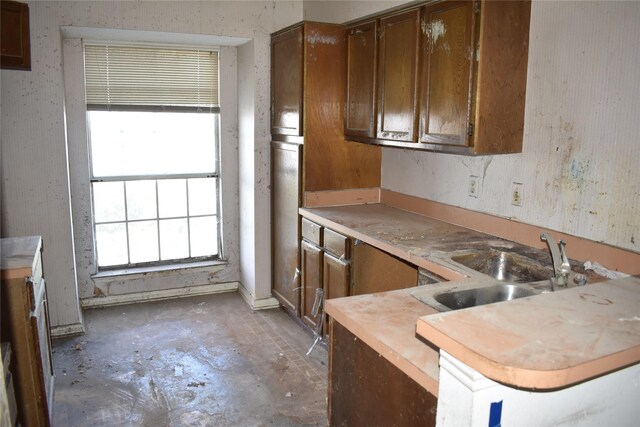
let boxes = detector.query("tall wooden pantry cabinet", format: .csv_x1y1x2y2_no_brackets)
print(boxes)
270,22,381,321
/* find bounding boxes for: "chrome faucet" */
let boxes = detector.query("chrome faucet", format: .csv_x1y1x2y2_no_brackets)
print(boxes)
540,233,572,290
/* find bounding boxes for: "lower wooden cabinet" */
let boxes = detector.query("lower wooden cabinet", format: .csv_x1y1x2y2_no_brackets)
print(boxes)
1,236,54,427
351,242,418,295
300,239,324,329
322,252,350,335
329,320,437,426
271,141,302,315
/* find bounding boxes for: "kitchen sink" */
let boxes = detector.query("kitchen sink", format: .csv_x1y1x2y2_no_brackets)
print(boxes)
433,284,538,311
450,249,553,283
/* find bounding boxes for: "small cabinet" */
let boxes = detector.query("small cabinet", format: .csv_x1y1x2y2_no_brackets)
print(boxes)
351,242,418,295
345,20,378,139
300,240,324,329
1,237,54,427
329,320,437,426
0,0,30,70
419,0,475,146
271,25,303,137
376,9,421,142
300,220,353,334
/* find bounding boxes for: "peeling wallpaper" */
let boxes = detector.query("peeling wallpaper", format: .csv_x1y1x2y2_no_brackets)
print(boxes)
382,1,640,254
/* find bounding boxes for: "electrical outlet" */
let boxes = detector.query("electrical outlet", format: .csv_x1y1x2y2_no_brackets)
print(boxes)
511,182,524,206
468,175,479,198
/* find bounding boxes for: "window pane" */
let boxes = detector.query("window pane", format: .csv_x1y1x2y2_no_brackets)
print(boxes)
188,178,217,216
126,180,157,220
88,111,217,177
190,216,218,257
96,223,128,266
93,182,125,223
129,221,159,263
159,219,189,260
158,179,187,218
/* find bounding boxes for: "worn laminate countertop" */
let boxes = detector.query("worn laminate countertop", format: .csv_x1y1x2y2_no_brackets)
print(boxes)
416,276,640,389
308,204,639,392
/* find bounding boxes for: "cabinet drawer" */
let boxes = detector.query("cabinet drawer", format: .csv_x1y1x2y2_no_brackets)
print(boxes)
323,228,350,259
301,218,323,245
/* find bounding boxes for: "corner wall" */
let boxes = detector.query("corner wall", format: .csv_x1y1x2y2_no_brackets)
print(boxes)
0,1,302,327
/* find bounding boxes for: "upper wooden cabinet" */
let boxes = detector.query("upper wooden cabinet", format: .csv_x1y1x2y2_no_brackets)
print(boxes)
1,0,31,70
271,22,381,191
345,0,531,155
377,10,420,142
344,21,378,139
419,0,474,147
271,26,303,136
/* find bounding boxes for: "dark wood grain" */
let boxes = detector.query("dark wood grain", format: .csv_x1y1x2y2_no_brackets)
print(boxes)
473,0,531,154
271,25,303,136
345,20,378,139
419,1,475,146
376,9,420,142
322,252,349,335
300,239,323,329
271,142,301,315
1,0,30,70
303,22,381,191
328,320,437,427
351,242,418,295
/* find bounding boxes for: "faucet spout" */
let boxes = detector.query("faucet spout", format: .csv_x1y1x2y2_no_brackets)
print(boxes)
540,233,570,290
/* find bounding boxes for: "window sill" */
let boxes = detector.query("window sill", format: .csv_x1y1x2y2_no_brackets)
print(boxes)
91,259,227,280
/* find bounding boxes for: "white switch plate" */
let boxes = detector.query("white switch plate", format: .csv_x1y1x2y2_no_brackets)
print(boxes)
511,182,524,206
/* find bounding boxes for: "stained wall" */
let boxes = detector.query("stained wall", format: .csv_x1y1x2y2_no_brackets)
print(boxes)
382,1,640,254
1,1,303,328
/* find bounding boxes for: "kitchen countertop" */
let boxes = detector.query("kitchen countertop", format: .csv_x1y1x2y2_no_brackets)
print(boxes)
325,288,443,396
307,203,638,392
300,204,593,282
416,276,640,389
1,236,42,279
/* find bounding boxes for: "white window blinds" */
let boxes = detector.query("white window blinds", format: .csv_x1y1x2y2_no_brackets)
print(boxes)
84,44,219,111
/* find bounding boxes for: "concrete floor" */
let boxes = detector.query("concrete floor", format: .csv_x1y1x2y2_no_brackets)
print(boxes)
52,292,328,426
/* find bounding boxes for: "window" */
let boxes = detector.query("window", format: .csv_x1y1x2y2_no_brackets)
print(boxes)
84,44,221,269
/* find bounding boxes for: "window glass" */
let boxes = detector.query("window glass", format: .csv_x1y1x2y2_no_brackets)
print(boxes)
89,111,217,178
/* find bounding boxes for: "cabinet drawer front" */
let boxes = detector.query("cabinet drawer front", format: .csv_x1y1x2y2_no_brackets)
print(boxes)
323,228,350,260
301,218,323,245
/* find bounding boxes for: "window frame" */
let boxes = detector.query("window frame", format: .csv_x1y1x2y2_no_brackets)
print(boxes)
84,42,224,271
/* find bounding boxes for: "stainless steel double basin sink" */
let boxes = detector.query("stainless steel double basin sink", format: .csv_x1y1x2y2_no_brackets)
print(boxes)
423,249,555,311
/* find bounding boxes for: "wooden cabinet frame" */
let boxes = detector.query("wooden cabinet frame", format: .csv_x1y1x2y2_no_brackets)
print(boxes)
345,0,531,155
0,0,31,70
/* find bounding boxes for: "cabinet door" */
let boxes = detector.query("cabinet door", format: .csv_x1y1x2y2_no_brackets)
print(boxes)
300,240,324,329
323,252,349,335
329,320,437,426
271,25,303,137
32,282,54,420
376,9,420,142
271,142,301,315
419,1,476,146
345,21,378,139
351,243,417,295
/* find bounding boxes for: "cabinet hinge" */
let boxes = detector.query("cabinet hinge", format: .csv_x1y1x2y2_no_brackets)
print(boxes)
474,1,481,14
467,123,475,137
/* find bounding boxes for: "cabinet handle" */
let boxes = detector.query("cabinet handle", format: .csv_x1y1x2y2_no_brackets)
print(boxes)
292,268,301,291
